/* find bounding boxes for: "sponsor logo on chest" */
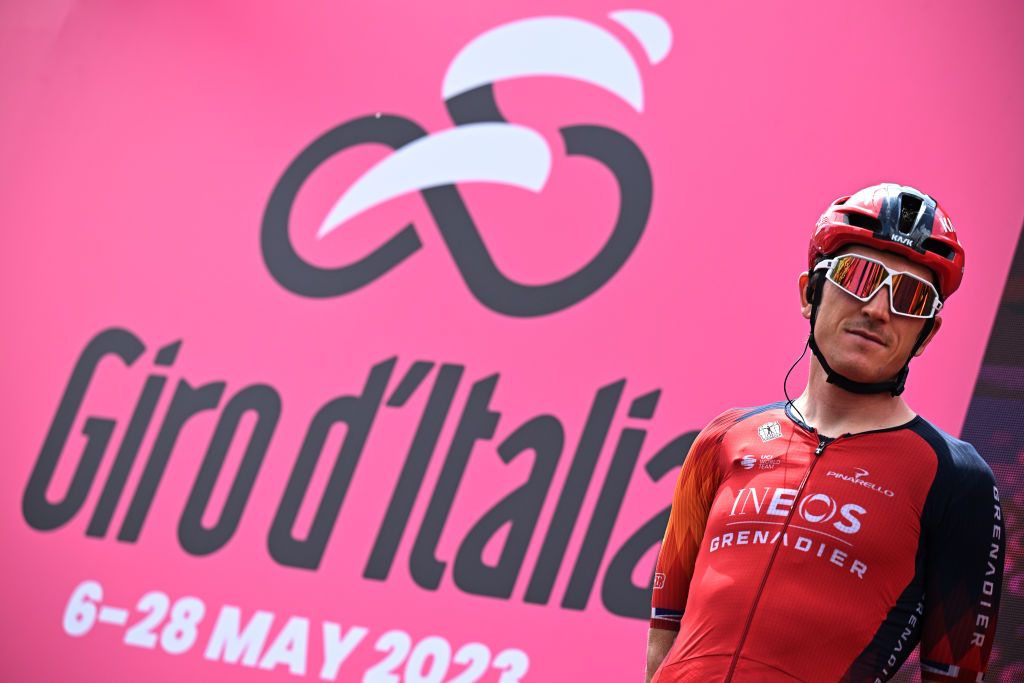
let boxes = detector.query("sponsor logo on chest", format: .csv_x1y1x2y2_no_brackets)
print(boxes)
737,454,781,471
825,468,895,497
706,485,873,579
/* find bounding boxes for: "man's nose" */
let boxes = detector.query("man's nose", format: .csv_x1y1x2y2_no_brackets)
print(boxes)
861,284,892,320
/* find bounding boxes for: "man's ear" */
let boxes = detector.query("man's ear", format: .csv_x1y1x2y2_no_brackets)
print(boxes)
913,315,943,357
799,271,812,320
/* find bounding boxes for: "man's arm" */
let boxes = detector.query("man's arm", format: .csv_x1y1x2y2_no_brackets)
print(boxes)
918,443,1004,681
645,409,735,681
645,628,677,683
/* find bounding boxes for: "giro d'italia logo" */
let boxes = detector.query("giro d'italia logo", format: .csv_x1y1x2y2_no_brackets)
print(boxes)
262,11,672,317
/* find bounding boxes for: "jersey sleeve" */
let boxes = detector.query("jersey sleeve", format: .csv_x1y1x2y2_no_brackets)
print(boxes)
650,409,738,631
918,443,1004,682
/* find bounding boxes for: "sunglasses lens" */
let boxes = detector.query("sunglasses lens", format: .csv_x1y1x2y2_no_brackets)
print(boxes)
829,255,938,317
830,255,887,298
891,274,937,317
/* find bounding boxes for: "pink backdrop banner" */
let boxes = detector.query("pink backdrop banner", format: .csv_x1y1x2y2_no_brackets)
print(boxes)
2,1,1022,681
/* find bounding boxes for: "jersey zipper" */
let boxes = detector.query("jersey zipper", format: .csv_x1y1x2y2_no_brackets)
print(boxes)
724,434,834,682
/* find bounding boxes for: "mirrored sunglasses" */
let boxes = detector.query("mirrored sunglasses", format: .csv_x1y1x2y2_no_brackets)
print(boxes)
814,254,943,319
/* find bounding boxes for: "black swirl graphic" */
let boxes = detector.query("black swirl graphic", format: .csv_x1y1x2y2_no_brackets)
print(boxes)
262,84,653,316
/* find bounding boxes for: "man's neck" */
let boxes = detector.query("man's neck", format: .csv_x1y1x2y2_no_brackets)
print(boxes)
790,359,917,438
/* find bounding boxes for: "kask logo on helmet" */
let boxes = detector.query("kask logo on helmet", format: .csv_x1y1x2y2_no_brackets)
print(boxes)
261,11,672,316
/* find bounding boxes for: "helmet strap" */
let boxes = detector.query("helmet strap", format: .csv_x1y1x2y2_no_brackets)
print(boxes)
807,273,935,397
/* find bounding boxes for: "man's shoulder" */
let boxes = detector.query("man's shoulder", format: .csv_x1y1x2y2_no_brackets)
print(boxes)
714,401,788,425
698,402,789,440
907,415,995,481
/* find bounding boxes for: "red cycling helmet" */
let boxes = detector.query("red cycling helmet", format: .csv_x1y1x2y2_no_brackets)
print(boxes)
809,183,965,299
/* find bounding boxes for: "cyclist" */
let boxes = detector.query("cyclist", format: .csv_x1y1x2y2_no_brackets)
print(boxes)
646,184,1005,682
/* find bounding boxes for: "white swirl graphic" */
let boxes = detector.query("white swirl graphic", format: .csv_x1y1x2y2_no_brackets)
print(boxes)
608,10,672,65
318,11,672,236
442,16,647,111
318,123,551,238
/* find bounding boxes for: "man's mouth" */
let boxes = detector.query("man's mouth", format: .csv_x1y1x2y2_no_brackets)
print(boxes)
846,328,886,346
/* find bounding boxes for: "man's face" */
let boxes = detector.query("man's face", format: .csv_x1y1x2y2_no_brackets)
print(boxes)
800,245,943,384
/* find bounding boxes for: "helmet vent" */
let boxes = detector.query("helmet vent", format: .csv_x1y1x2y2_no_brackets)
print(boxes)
846,212,882,233
923,238,956,261
897,194,923,235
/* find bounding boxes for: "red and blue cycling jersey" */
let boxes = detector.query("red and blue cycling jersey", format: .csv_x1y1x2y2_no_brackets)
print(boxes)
651,402,1004,682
